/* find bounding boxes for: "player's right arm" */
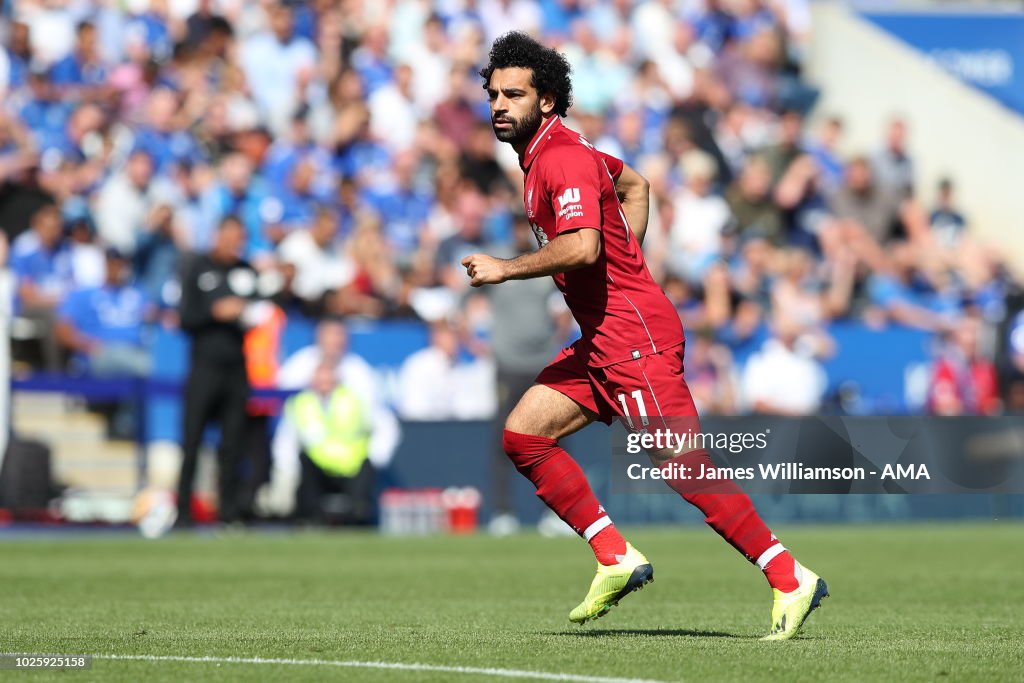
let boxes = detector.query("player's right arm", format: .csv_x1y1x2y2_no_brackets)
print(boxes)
465,144,611,285
462,229,601,286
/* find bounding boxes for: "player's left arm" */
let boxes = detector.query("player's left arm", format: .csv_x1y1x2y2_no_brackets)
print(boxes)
613,162,651,246
598,151,650,246
461,229,601,287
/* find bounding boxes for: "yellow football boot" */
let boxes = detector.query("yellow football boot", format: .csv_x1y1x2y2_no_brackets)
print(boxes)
761,563,829,641
569,543,653,624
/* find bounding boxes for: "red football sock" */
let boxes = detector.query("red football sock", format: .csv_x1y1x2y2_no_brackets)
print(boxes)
588,525,628,566
503,429,626,565
762,548,800,593
661,448,799,592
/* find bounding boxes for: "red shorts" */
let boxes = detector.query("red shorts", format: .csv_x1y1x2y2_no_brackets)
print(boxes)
536,341,699,429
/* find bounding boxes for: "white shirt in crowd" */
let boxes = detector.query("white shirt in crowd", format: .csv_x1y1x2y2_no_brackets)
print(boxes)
368,81,418,152
69,242,105,288
18,3,75,65
94,172,156,255
478,0,542,44
239,29,317,135
741,338,827,415
0,49,9,99
277,230,356,302
670,188,731,257
398,347,496,421
404,44,451,115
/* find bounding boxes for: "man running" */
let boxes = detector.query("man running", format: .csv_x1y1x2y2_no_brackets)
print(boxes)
462,32,827,639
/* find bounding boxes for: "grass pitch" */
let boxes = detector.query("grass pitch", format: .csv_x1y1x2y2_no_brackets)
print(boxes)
1,523,1022,682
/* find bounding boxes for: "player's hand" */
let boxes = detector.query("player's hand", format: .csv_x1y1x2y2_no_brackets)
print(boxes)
461,253,508,287
211,296,247,322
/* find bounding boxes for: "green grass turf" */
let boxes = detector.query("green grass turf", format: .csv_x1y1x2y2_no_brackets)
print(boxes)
1,523,1022,682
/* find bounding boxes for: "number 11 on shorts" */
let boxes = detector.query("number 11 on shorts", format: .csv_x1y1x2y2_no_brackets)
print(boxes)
617,390,649,429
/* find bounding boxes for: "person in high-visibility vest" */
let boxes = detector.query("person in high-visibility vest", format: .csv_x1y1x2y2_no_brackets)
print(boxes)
265,361,374,524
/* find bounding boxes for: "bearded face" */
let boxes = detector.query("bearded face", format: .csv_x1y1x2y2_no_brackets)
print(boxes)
486,67,550,149
492,99,542,146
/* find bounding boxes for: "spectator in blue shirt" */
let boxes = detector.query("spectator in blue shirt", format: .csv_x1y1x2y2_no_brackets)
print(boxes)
56,247,153,377
806,116,845,192
152,161,207,253
56,247,154,439
37,104,107,197
362,149,433,258
10,204,73,370
539,0,584,38
50,21,109,97
866,242,959,332
18,69,72,155
132,88,205,174
689,0,736,53
262,108,329,189
11,204,68,288
3,21,31,91
732,0,778,42
348,25,392,96
332,111,392,186
290,2,319,42
126,7,173,63
198,152,273,265
261,156,328,249
596,109,650,170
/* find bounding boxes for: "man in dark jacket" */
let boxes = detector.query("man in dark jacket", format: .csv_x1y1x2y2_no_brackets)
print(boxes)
177,215,260,526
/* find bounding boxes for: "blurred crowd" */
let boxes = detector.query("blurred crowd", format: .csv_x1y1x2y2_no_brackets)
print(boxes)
1,0,1022,418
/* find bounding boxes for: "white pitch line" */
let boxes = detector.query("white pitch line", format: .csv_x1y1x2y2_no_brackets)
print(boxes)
94,654,676,683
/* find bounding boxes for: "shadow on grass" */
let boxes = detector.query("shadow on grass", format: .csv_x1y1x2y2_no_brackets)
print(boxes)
547,628,744,639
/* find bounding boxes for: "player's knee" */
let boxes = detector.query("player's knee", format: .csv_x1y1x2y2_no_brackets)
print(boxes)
503,405,538,436
502,429,558,469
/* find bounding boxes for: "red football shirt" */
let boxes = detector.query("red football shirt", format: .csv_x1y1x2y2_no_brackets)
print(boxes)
521,115,684,367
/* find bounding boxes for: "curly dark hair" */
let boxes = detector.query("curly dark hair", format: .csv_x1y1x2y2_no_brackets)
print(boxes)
479,32,573,117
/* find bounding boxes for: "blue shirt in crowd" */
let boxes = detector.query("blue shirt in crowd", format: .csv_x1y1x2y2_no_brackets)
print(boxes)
127,12,173,61
18,97,71,149
4,48,27,89
58,284,149,348
132,127,205,174
199,180,272,258
50,54,108,87
362,185,433,254
334,139,391,182
10,232,73,310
